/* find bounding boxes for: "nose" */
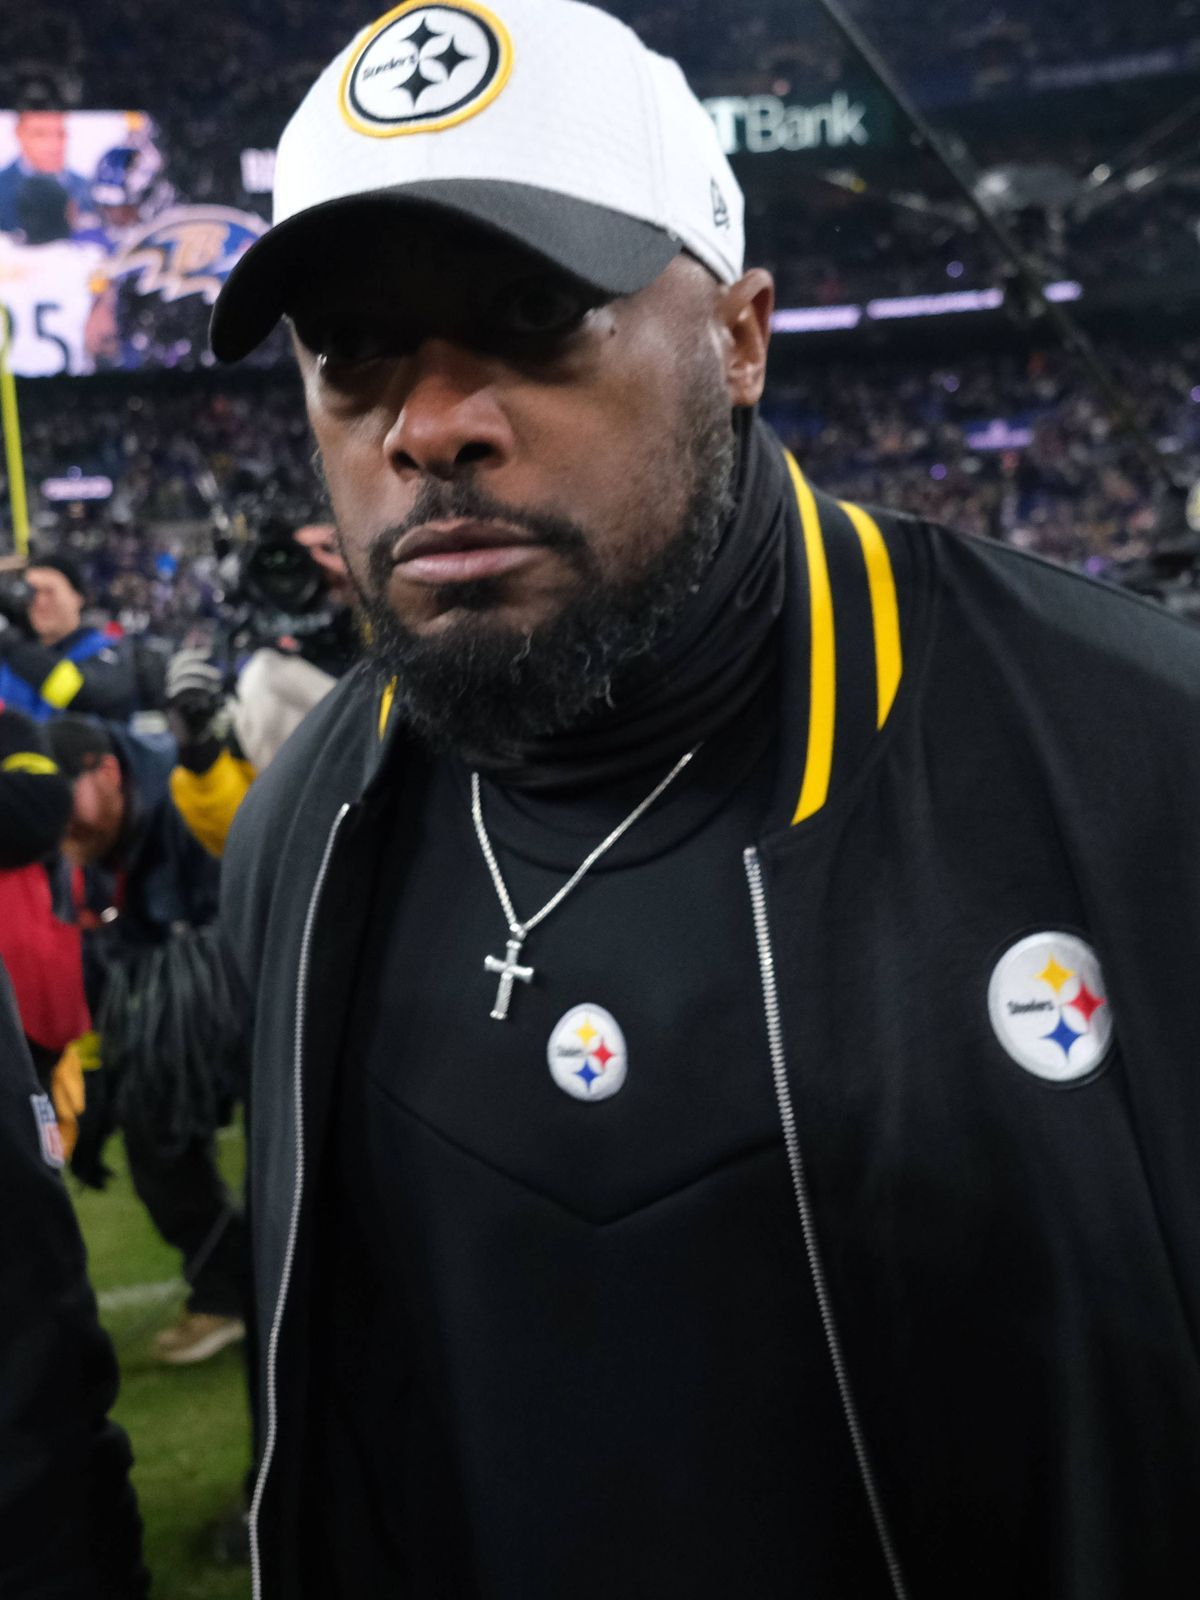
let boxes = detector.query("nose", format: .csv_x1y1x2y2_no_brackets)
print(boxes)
383,339,515,481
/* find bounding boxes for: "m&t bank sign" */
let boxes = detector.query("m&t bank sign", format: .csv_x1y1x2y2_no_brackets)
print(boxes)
703,90,884,156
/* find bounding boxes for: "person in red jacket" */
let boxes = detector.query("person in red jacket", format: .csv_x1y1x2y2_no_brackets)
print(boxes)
0,710,148,1596
0,708,93,1153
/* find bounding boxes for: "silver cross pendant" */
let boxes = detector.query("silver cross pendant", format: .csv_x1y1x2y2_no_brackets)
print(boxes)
484,936,534,1021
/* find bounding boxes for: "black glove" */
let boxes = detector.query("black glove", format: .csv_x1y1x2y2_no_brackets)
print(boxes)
164,648,227,771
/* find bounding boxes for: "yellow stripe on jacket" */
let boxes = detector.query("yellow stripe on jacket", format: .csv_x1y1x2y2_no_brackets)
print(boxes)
839,499,903,729
786,452,837,825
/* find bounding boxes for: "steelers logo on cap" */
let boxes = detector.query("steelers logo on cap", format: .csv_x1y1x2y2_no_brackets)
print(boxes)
340,1,513,138
547,1005,628,1103
988,931,1113,1083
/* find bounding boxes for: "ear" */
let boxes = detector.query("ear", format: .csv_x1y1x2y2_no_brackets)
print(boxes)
98,752,123,790
717,269,775,408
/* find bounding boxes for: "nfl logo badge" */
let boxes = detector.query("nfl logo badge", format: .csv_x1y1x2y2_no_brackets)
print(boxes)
30,1094,65,1169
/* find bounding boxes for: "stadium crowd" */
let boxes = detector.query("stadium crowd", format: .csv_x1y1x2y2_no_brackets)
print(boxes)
753,180,1199,308
2,0,1193,360
7,335,1195,631
4,0,1197,114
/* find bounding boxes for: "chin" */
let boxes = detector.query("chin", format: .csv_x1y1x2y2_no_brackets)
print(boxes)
403,592,561,639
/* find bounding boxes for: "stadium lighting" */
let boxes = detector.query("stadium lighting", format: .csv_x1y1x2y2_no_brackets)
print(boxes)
770,280,1086,334
40,474,114,501
771,305,864,332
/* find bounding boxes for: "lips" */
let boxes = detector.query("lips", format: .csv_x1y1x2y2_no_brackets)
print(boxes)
391,518,548,585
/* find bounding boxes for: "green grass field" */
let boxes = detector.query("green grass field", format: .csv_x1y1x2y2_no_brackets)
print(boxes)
72,1131,252,1600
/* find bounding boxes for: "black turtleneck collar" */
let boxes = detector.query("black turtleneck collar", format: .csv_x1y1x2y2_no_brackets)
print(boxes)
467,410,789,796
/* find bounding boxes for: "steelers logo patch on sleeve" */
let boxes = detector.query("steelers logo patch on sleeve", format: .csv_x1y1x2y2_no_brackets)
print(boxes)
988,932,1113,1083
340,1,513,136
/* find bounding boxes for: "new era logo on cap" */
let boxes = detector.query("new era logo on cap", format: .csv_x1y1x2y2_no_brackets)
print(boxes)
210,0,745,360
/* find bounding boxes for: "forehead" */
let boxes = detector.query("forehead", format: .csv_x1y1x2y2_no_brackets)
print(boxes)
27,567,73,594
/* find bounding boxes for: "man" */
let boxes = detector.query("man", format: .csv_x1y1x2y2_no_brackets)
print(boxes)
0,109,93,233
0,956,148,1598
162,522,357,859
47,715,249,1366
162,645,256,859
0,553,139,721
0,175,111,374
229,517,359,771
213,3,1200,1596
0,709,92,1154
82,124,178,370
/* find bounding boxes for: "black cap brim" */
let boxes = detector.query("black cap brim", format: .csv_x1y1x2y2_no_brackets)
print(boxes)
209,180,682,362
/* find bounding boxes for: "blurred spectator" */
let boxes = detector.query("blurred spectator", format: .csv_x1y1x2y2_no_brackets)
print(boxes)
0,957,148,1600
47,713,249,1366
0,708,93,1156
158,520,356,859
0,711,146,1598
164,646,255,858
0,550,142,721
12,336,1194,590
228,518,356,769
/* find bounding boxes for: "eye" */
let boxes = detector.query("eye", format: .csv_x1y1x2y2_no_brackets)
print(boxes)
301,321,398,370
492,278,595,339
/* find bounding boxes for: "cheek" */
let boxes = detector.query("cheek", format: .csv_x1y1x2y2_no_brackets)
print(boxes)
71,785,99,832
308,414,382,573
545,371,695,572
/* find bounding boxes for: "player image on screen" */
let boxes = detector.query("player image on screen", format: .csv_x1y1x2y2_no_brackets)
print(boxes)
0,110,266,375
83,124,179,368
0,176,107,375
90,127,173,244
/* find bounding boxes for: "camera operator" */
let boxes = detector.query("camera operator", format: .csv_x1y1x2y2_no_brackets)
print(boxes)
164,647,255,859
226,518,358,771
161,521,359,859
0,552,139,724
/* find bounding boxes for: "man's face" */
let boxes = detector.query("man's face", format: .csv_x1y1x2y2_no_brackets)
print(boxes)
293,522,352,605
292,217,772,751
64,755,125,866
26,567,83,645
16,113,67,175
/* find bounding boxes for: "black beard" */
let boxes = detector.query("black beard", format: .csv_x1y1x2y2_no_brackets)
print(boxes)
339,388,736,759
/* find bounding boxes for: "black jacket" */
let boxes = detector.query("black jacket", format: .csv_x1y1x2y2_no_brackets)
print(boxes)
0,962,148,1599
0,626,140,724
223,438,1200,1598
102,726,221,944
70,724,221,996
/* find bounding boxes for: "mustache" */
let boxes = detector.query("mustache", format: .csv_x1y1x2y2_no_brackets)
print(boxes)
364,478,591,592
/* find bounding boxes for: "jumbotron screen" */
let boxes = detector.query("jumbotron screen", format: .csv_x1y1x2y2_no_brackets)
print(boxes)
0,109,266,376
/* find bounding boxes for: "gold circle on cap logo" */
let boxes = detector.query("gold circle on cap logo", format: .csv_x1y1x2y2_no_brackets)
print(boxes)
339,1,514,138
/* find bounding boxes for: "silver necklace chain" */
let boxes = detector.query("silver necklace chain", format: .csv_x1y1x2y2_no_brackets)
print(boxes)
471,746,700,1019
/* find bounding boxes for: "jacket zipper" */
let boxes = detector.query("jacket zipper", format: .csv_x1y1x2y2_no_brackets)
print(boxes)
250,802,351,1600
743,846,910,1600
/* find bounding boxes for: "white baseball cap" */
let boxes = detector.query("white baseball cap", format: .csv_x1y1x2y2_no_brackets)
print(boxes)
210,0,744,360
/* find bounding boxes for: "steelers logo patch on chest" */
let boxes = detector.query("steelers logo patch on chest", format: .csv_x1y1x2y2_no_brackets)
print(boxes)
340,2,513,136
547,1005,628,1103
988,932,1113,1083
